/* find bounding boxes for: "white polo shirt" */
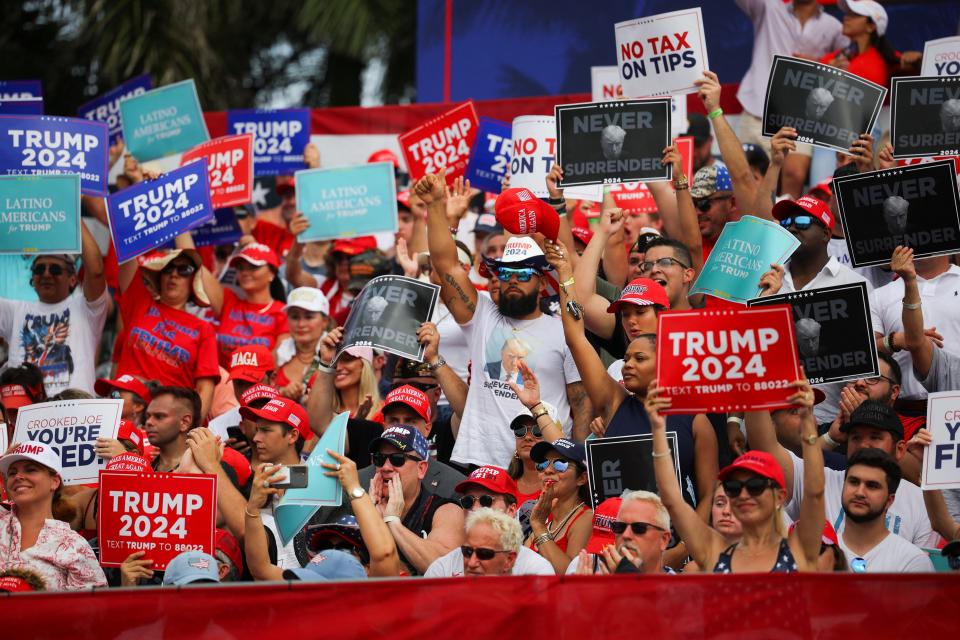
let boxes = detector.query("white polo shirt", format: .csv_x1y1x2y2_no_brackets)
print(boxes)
870,265,960,400
735,0,847,117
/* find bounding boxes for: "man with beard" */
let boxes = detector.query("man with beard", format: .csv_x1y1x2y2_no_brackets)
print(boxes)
417,173,589,469
837,448,932,572
748,400,938,548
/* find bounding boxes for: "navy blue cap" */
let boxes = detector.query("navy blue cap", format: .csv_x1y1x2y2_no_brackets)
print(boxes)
368,424,429,460
531,438,586,466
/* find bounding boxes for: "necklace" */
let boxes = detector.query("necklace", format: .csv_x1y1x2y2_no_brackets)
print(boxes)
547,501,585,536
294,350,315,365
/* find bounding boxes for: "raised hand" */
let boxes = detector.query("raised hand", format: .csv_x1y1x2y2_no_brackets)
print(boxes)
507,359,542,409
546,164,565,201
319,327,344,364
770,127,798,166
414,174,446,205
694,70,722,113
758,263,784,296
890,245,916,281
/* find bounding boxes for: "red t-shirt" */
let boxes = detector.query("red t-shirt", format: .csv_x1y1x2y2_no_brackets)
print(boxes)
216,289,289,368
321,279,353,327
116,276,221,387
252,220,294,258
821,46,891,90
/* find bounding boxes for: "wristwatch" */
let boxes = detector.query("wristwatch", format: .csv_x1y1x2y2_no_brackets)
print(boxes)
349,487,366,501
428,357,447,372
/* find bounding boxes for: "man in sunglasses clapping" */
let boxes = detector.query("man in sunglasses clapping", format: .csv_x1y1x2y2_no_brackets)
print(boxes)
424,466,553,577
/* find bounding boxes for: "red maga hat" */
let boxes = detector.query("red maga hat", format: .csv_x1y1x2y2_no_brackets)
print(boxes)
495,188,560,241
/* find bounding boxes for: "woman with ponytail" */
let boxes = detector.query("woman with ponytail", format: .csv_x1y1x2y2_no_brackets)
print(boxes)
0,442,106,590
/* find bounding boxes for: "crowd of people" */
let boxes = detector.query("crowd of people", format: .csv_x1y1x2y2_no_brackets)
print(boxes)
1,0,959,595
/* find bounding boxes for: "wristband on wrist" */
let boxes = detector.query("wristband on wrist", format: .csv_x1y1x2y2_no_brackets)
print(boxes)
707,108,723,120
548,196,564,205
822,432,840,449
317,361,335,374
882,334,892,353
244,507,260,518
903,300,922,311
383,515,401,525
651,450,671,459
534,532,553,548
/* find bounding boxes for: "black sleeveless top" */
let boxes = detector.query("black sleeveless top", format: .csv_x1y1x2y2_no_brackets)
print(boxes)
712,539,799,573
605,395,699,506
399,488,452,575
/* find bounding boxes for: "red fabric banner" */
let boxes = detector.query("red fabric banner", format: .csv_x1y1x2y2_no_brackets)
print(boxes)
4,574,958,638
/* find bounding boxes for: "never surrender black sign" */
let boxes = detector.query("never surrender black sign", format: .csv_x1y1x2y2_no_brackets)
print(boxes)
585,433,679,509
338,275,440,362
762,56,886,153
891,76,960,158
556,99,671,187
748,282,878,386
835,160,960,268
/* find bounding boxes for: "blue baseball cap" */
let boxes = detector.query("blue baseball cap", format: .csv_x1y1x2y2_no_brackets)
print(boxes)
474,213,503,236
531,438,587,467
368,424,429,460
283,549,368,581
162,551,220,586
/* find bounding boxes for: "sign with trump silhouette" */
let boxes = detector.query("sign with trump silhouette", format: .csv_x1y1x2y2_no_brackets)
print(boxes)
748,282,879,386
833,160,960,268
337,275,440,363
890,76,960,158
762,56,886,153
556,99,671,187
656,307,802,415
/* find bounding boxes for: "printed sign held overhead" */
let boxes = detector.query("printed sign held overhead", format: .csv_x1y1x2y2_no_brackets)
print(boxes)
748,282,879,386
834,160,960,268
762,56,886,153
615,8,709,97
556,99,671,187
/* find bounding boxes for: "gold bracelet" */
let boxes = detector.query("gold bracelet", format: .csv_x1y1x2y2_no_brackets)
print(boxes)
244,507,260,518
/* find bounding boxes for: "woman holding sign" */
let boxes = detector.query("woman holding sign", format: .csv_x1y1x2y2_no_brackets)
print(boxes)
116,238,221,420
543,240,719,519
647,379,826,573
0,442,106,590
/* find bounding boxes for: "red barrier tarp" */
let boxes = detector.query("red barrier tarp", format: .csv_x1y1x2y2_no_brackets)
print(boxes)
6,573,960,639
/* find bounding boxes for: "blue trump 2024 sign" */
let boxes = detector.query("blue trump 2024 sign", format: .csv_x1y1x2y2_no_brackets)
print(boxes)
0,115,109,196
106,161,213,263
295,162,398,242
0,80,43,115
119,79,209,162
227,108,310,176
78,74,152,146
691,215,800,304
466,117,512,193
192,207,242,248
0,174,81,254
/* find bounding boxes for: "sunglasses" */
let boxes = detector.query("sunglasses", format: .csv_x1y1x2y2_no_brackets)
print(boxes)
109,390,123,400
850,557,867,573
639,257,688,273
371,452,420,468
948,555,960,572
722,477,776,498
609,521,665,536
160,263,197,277
459,495,497,510
31,263,68,277
495,267,538,283
535,459,573,473
513,424,543,438
778,215,822,231
693,196,731,213
461,545,510,561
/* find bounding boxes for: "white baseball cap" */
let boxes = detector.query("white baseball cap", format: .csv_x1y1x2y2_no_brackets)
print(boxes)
838,0,887,36
0,441,62,477
283,287,330,316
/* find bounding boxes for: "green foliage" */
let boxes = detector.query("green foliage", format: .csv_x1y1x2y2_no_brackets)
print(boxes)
0,0,415,115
